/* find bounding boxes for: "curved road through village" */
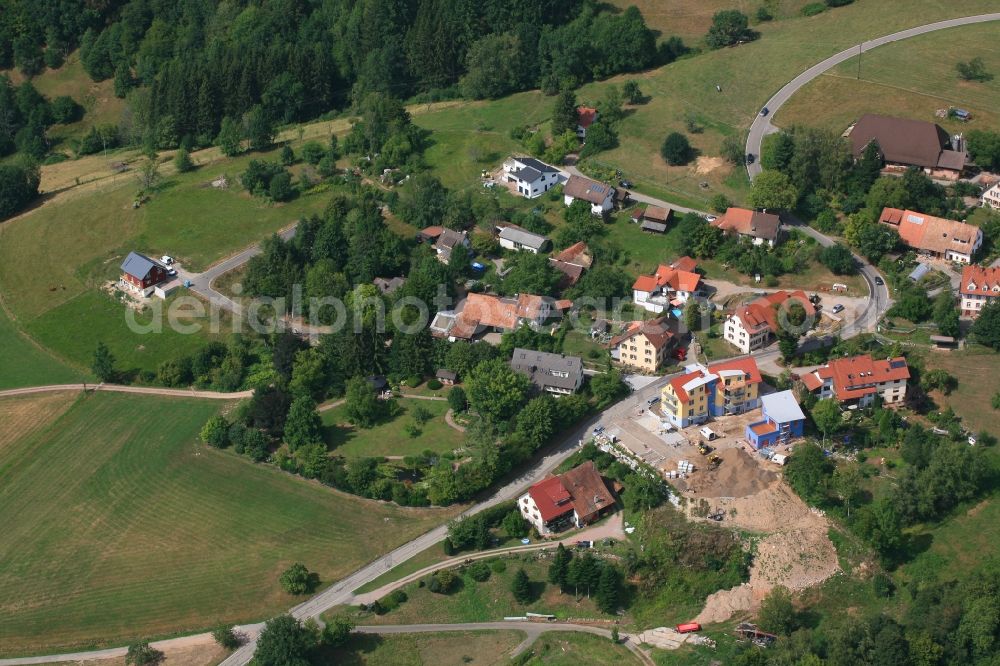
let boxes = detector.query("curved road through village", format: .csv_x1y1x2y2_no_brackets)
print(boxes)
14,14,1000,666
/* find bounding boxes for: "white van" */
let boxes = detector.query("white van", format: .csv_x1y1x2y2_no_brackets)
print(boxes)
699,427,717,441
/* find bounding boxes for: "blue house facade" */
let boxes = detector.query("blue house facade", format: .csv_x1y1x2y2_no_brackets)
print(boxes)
745,390,806,449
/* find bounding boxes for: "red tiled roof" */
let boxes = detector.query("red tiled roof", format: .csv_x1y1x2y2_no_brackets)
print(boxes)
528,476,573,522
526,461,613,524
420,225,444,239
551,242,592,268
879,208,981,257
631,263,701,294
960,265,1000,297
730,291,814,335
712,208,780,241
708,357,763,385
667,369,704,402
806,354,909,401
561,461,615,524
671,256,698,273
577,106,598,129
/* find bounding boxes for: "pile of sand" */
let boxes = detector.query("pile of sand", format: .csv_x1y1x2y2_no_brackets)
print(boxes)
695,583,754,624
684,448,778,498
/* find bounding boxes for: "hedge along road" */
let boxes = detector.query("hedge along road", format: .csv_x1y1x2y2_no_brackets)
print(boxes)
745,12,1000,180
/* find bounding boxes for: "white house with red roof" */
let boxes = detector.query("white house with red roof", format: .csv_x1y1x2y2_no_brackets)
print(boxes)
632,257,702,314
723,290,814,354
959,265,1000,318
518,461,616,536
576,106,598,138
800,354,910,408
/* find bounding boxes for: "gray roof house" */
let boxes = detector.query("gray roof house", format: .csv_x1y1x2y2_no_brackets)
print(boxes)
433,228,470,265
503,157,563,199
510,347,584,396
498,225,551,254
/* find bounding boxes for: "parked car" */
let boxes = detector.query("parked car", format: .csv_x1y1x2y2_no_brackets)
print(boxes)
832,304,845,314
746,153,755,164
875,276,884,285
760,107,769,116
167,267,177,277
618,179,633,188
646,396,660,406
704,214,717,222
592,425,605,435
160,255,174,265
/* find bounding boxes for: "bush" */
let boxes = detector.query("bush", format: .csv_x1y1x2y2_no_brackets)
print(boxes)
755,7,773,21
467,560,492,582
279,145,295,165
801,2,826,16
212,625,240,649
268,171,294,202
125,642,160,666
51,95,83,123
279,562,313,595
174,148,194,173
301,141,326,164
490,560,507,573
710,194,731,213
427,379,443,390
200,415,230,448
405,375,422,388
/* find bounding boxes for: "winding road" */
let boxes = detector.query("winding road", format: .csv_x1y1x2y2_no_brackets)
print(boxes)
11,14,1000,666
745,12,1000,179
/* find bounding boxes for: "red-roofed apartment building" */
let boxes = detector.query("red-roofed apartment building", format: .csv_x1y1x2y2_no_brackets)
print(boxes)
632,257,703,314
960,265,1000,318
723,291,815,353
800,354,910,408
518,461,616,536
576,106,598,139
879,208,982,264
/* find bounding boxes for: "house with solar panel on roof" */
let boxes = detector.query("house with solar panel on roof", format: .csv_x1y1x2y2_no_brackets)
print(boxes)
502,156,565,199
563,174,616,215
119,251,170,298
800,354,910,409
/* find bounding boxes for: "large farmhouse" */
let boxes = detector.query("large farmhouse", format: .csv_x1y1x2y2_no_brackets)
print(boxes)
518,461,615,536
711,208,781,247
848,114,967,180
632,258,702,314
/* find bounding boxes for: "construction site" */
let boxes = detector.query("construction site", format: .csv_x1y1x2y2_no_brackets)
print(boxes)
593,389,840,626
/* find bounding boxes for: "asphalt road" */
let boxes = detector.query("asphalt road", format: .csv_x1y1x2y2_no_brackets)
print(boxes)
745,12,1000,179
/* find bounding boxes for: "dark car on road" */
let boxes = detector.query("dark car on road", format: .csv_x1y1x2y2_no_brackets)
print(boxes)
875,276,884,286
746,153,755,164
760,107,769,116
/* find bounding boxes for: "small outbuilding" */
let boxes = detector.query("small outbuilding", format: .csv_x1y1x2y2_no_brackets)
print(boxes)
436,369,458,385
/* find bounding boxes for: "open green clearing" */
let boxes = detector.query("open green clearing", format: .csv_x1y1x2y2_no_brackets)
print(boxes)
0,391,459,655
415,1,1000,210
919,345,1000,437
355,555,613,626
0,305,85,388
322,398,464,459
608,0,817,42
778,22,1000,133
324,630,522,666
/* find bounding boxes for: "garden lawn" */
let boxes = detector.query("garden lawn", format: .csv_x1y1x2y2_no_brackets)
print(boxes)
0,392,459,655
322,630,523,666
0,305,85,388
322,398,464,459
357,556,613,625
918,346,1000,437
777,22,1000,133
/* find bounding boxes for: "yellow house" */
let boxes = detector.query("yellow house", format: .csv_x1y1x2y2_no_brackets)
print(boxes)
660,358,762,428
608,317,675,373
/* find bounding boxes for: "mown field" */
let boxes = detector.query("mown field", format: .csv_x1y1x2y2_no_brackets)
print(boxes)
0,391,460,655
608,0,818,42
324,630,523,666
322,397,465,459
0,305,85,388
777,22,1000,132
